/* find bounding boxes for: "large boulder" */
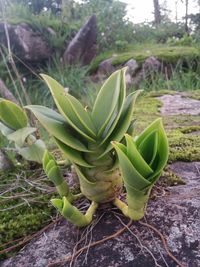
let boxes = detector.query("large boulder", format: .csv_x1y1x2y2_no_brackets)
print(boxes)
63,15,98,66
97,58,115,76
142,56,161,78
124,59,139,76
0,23,52,62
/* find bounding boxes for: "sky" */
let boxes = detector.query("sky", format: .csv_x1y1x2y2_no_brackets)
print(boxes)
120,0,199,23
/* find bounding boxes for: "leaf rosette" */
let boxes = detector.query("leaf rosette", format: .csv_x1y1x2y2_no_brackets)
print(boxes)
0,99,45,163
27,68,141,204
112,118,169,220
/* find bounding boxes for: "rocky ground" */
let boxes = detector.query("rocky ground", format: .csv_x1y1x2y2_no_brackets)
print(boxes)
1,92,200,267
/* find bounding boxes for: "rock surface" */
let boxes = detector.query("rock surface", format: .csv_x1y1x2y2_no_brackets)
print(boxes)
142,56,161,78
2,161,200,267
98,58,115,76
124,59,139,76
0,79,19,104
158,94,200,115
0,23,52,62
0,149,13,171
63,15,98,66
97,56,162,89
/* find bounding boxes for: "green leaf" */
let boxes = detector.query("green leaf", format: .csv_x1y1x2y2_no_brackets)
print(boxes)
43,149,54,169
0,122,13,136
65,94,97,137
0,100,28,130
92,69,122,134
74,165,112,198
51,198,63,212
125,134,153,178
26,105,90,152
135,118,162,147
113,142,151,190
135,118,168,177
40,74,96,142
7,127,37,147
74,164,96,185
18,139,46,163
100,68,126,143
126,119,137,136
148,123,169,180
51,197,94,227
48,166,63,186
137,130,158,166
98,90,141,159
54,138,93,168
45,159,55,174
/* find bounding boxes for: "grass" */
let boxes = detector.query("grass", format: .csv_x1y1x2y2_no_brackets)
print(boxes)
140,68,200,92
90,44,200,72
0,3,81,51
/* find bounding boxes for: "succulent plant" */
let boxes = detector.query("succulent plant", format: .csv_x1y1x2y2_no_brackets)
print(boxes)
0,99,45,163
26,68,168,226
112,118,169,220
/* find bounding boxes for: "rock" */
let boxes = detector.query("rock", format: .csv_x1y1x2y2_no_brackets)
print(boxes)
46,27,56,36
0,79,19,104
97,58,114,76
63,15,98,66
131,70,144,89
124,59,139,76
158,94,200,115
2,161,200,267
142,56,161,78
0,149,13,171
0,23,52,62
125,73,132,88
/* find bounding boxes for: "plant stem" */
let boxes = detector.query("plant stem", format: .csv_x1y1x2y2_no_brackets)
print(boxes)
113,198,129,217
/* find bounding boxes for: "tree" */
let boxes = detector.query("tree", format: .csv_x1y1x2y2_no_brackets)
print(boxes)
185,0,189,33
153,0,161,25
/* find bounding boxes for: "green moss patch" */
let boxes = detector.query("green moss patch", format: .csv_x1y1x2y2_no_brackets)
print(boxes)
0,167,57,259
185,90,200,100
133,91,200,162
162,169,186,186
90,45,200,72
167,129,200,162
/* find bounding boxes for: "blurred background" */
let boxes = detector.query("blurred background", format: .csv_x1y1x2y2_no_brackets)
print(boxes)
0,0,199,109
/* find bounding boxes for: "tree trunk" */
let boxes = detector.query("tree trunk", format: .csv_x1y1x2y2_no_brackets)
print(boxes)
185,0,189,34
153,0,161,25
0,79,19,104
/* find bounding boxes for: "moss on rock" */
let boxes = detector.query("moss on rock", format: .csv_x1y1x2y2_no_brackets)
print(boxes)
90,45,200,72
0,168,57,259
